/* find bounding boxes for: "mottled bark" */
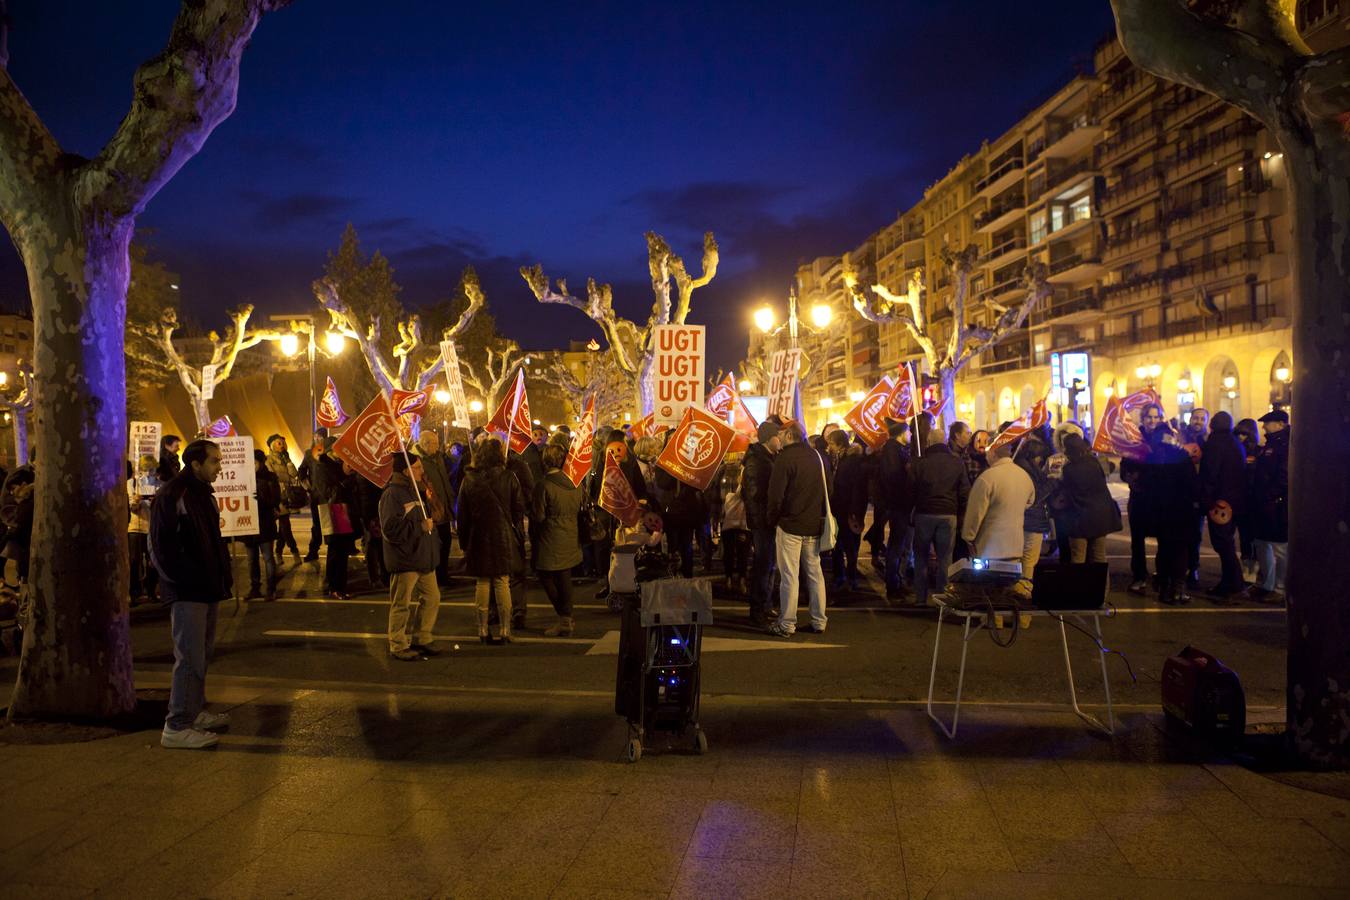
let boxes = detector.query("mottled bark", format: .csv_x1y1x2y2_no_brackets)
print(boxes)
10,209,136,718
1111,0,1350,766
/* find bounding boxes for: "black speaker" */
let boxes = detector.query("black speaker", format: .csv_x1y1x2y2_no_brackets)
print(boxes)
1031,561,1108,610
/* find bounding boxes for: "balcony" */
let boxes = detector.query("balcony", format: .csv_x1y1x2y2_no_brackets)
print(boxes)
1100,301,1280,355
1102,221,1162,261
975,156,1025,199
980,339,1033,375
1163,187,1265,239
1046,250,1105,285
982,234,1029,270
1095,69,1157,121
1162,86,1223,129
1031,289,1101,326
1040,158,1096,201
1097,117,1162,167
1043,116,1104,159
1101,267,1170,311
1168,242,1268,291
1161,118,1261,183
1100,167,1163,214
974,193,1026,234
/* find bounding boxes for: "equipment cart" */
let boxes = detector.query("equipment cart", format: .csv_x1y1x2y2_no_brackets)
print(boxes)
615,574,713,763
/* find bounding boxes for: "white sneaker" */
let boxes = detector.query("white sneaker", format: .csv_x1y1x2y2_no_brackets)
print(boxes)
194,710,230,731
161,727,219,750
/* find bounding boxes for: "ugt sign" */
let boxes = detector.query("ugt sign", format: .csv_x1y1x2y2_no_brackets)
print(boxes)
653,324,705,426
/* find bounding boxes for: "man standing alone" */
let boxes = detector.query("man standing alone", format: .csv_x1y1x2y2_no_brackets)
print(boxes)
150,439,232,750
766,421,829,637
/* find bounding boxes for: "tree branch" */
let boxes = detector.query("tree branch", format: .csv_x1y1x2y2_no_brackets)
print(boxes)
668,231,719,325
521,264,639,376
315,277,400,394
842,255,938,368
73,0,293,218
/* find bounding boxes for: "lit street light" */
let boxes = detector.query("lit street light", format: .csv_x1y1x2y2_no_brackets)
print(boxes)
738,378,754,393
325,331,347,355
810,303,833,329
753,306,776,333
849,390,866,403
279,333,300,358
434,388,451,404
469,399,484,413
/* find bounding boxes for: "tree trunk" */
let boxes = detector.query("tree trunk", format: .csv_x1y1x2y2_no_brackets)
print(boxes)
938,367,958,431
8,208,136,720
191,392,210,433
637,353,655,416
1280,127,1350,768
11,408,26,466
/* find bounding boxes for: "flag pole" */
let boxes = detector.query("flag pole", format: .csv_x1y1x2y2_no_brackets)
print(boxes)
908,361,923,459
383,389,428,518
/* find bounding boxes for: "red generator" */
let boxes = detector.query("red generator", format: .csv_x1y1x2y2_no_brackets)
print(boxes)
1161,646,1246,744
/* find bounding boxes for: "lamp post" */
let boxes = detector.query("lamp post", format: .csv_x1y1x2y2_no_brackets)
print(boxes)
755,288,832,350
272,313,344,436
1134,362,1162,388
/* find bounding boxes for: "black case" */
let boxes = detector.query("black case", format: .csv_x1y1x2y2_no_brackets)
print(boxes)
1162,646,1246,743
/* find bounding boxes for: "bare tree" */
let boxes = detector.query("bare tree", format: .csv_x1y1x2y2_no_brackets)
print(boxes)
1110,0,1350,767
460,337,526,414
537,348,632,426
315,270,485,396
521,232,719,413
844,245,1049,421
129,305,283,432
0,1,290,720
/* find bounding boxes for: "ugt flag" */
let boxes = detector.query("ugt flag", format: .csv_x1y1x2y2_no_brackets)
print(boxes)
988,396,1050,453
486,369,532,454
563,396,596,488
599,446,642,527
317,376,349,429
1092,389,1160,461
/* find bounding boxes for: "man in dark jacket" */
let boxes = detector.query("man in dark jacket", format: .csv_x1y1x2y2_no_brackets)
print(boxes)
415,431,456,584
149,439,232,750
1252,409,1290,603
909,414,970,607
378,454,442,661
765,421,829,636
741,421,780,625
244,449,281,602
879,421,914,598
1200,411,1248,600
157,434,182,483
300,435,341,562
826,431,868,592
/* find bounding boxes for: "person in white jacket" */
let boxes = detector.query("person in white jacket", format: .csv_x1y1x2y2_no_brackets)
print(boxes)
961,442,1035,563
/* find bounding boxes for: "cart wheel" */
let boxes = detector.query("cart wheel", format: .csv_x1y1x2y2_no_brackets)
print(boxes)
625,738,642,763
693,729,708,755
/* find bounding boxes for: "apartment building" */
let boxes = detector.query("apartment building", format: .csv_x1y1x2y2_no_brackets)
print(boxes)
751,5,1346,433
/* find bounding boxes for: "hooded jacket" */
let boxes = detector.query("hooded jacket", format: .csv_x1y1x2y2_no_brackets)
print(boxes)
149,467,232,603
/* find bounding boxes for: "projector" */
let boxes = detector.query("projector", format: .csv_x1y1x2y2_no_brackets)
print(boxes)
947,558,1022,584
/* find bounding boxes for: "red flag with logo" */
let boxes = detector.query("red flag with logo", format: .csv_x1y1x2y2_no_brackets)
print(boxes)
563,396,596,488
317,376,349,429
599,447,643,527
656,404,738,491
332,394,405,487
486,370,532,454
203,415,236,438
1092,389,1159,461
706,375,757,453
886,373,915,421
988,396,1050,453
844,376,896,450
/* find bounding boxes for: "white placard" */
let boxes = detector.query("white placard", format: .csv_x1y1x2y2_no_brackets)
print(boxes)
214,436,258,537
766,348,802,419
652,324,705,427
129,420,161,463
438,340,471,428
201,364,218,401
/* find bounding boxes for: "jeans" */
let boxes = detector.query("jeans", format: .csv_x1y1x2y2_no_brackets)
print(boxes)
476,575,512,636
364,529,386,585
276,514,299,555
885,510,912,590
539,568,574,617
912,513,957,606
864,505,889,556
1069,536,1107,564
1207,518,1244,593
831,517,861,582
750,526,777,615
246,539,275,594
325,534,355,593
1156,537,1189,599
1187,514,1204,577
435,523,454,583
1255,539,1287,592
388,570,441,652
166,601,218,731
774,527,827,632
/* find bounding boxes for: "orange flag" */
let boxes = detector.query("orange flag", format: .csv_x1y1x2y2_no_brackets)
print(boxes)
563,396,596,488
487,370,532,454
1092,389,1159,461
705,374,757,453
843,377,896,450
657,404,738,491
599,447,642,527
988,396,1050,453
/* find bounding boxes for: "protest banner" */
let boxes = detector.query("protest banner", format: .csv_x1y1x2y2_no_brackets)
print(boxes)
656,404,737,491
332,393,404,487
705,374,756,453
214,435,258,537
766,348,801,419
1092,389,1159,461
204,415,236,438
843,376,896,450
653,324,705,427
317,376,349,429
599,447,642,527
128,420,161,463
200,364,218,401
438,340,472,428
989,396,1050,453
563,396,596,487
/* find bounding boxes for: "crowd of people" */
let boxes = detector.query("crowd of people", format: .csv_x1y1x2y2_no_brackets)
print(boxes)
57,396,1288,750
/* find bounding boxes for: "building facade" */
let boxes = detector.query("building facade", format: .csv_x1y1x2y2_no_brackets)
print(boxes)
748,7,1347,434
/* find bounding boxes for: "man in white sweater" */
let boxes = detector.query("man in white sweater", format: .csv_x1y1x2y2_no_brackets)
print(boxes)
960,442,1034,563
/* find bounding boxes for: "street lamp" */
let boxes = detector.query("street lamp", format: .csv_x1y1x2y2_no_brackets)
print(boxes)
324,331,347,355
756,288,833,348
809,303,833,329
279,333,300,358
849,390,866,403
753,306,776,333
1275,365,1290,383
738,378,754,393
819,397,834,409
1135,363,1162,387
434,388,451,404
270,314,346,434
469,399,484,414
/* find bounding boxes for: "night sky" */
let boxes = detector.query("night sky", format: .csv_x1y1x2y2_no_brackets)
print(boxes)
2,1,1115,372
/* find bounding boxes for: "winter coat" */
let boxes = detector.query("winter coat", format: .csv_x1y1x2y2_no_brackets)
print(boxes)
415,446,455,526
1134,434,1200,540
521,443,546,489
911,444,971,518
767,442,828,537
655,469,706,530
741,442,776,531
1016,452,1052,534
1253,428,1289,542
157,449,181,484
532,470,583,572
506,453,536,511
961,457,1034,559
149,468,232,603
831,448,870,525
878,439,914,513
306,451,343,505
1200,427,1248,515
326,472,361,546
961,445,989,487
1060,455,1123,540
244,467,281,545
265,450,299,490
457,466,525,577
379,472,440,574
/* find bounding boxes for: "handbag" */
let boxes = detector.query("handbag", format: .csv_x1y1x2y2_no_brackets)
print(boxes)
317,502,353,537
817,452,837,553
284,484,310,511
